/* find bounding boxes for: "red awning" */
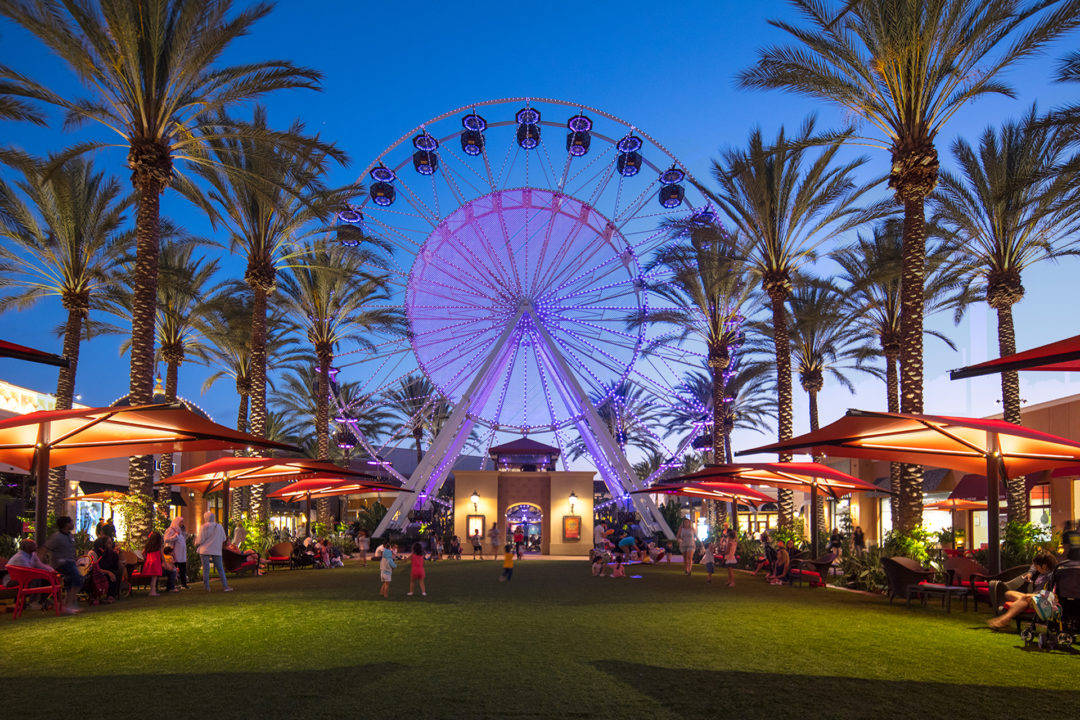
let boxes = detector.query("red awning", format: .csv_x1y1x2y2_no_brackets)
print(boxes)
950,474,1040,501
268,478,407,502
159,456,388,494
672,462,882,497
0,339,69,368
737,409,1080,477
631,480,775,506
950,334,1080,380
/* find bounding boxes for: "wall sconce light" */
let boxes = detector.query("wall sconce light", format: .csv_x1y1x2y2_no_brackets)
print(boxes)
568,490,577,513
470,490,480,512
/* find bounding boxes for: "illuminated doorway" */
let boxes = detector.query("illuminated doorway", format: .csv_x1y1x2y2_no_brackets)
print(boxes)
505,502,543,554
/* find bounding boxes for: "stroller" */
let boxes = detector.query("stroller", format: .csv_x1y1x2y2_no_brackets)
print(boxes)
1019,561,1080,651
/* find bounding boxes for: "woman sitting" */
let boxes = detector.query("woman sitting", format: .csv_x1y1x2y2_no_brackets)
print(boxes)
988,552,1057,629
90,536,121,602
768,542,791,585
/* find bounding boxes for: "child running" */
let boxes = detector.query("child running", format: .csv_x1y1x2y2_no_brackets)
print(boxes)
379,542,396,598
408,542,427,597
499,543,514,582
701,539,716,584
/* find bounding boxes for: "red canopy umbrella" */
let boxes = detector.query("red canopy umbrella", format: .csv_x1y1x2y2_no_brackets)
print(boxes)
669,462,880,551
159,456,383,494
926,498,987,511
631,480,775,506
950,334,1080,380
268,478,406,502
0,403,297,542
738,408,1080,572
0,339,69,368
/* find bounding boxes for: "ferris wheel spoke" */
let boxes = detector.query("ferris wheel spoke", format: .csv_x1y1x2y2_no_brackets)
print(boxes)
424,246,506,298
392,173,441,227
563,143,616,199
534,347,572,435
558,326,638,378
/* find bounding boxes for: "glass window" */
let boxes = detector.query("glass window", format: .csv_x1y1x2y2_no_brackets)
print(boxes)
1029,484,1051,527
879,498,892,544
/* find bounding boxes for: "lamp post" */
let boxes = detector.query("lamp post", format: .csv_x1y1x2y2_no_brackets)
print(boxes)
470,490,480,513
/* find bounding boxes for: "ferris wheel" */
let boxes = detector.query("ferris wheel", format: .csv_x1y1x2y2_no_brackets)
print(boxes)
331,98,712,538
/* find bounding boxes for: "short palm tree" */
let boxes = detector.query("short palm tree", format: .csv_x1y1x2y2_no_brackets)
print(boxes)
382,374,450,464
739,0,1080,533
567,380,664,461
631,218,752,465
277,240,398,469
0,156,127,515
934,108,1080,520
710,117,868,526
0,1,329,530
196,109,348,521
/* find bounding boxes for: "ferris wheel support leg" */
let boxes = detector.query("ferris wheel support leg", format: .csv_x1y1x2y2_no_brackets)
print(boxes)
530,316,674,540
373,310,525,537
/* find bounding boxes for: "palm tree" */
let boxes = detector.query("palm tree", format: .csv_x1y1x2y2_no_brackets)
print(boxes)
738,0,1080,533
0,157,126,516
383,374,449,465
631,217,752,465
195,109,347,522
277,241,397,523
0,64,44,167
833,219,972,516
567,380,664,460
710,117,868,526
0,1,330,532
934,108,1080,520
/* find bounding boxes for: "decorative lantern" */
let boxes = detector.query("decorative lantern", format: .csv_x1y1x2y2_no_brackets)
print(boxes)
470,490,480,512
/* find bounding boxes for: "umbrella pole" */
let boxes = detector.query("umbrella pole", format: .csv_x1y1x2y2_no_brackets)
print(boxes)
731,500,739,535
986,434,1002,575
32,424,50,544
306,492,312,536
223,480,231,531
810,482,819,556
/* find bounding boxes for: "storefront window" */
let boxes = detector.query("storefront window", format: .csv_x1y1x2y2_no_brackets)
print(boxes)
1029,484,1051,527
878,498,892,544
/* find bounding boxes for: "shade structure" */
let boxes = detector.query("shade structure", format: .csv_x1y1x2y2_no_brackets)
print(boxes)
64,490,127,505
738,409,1080,572
158,456,384,495
631,480,775,506
925,498,987,512
0,339,69,368
268,478,407,502
0,403,297,542
950,334,1080,380
668,462,880,551
949,474,1040,501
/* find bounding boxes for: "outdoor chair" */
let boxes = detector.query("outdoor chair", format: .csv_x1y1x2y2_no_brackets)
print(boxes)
989,573,1033,616
970,565,1029,612
881,556,935,604
266,542,294,571
120,549,158,596
222,547,259,576
4,564,63,619
791,552,837,588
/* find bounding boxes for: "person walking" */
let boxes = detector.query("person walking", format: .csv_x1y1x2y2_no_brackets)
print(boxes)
852,526,866,555
379,542,396,598
408,542,427,597
499,544,514,582
488,523,500,558
164,516,189,589
676,518,695,575
196,511,232,593
721,527,738,587
513,526,525,559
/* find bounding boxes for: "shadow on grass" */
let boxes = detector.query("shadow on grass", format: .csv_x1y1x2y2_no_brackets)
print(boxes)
0,662,403,719
591,659,1080,719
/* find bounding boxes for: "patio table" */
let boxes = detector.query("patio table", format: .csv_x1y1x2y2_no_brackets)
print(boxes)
906,583,970,612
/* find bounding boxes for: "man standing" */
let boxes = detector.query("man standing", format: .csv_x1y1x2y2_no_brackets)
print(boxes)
42,516,83,614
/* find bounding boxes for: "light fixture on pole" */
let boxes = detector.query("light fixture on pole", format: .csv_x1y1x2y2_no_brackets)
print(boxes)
568,490,577,513
470,490,480,512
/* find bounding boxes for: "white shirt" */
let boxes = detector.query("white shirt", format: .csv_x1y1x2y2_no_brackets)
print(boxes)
196,522,227,556
164,526,188,562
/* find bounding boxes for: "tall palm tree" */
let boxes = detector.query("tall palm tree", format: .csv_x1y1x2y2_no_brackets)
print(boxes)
0,1,329,533
788,283,879,536
739,0,1080,533
195,109,348,522
833,218,972,518
277,240,397,523
0,64,44,167
567,380,664,461
934,109,1080,520
710,117,868,526
0,157,126,516
383,374,450,465
631,218,752,465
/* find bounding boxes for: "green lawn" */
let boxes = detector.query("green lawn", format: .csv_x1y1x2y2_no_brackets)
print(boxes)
1,558,1076,719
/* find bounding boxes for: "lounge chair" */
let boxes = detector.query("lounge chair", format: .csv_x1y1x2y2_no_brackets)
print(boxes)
222,547,259,576
791,552,837,588
265,542,294,571
969,565,1029,612
881,556,935,604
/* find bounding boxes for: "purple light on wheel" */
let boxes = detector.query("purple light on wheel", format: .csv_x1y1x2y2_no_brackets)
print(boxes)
413,132,439,152
370,181,395,206
566,130,591,156
413,149,438,175
461,129,484,156
617,151,642,176
690,207,717,226
370,165,395,183
515,107,541,125
659,183,684,208
659,167,685,185
337,207,363,224
517,123,540,149
567,114,592,132
462,113,487,132
616,134,643,153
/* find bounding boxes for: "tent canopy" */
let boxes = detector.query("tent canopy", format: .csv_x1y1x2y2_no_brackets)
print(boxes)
950,334,1080,380
0,403,297,471
268,478,407,502
737,409,1080,477
672,462,881,498
158,456,385,494
64,490,126,504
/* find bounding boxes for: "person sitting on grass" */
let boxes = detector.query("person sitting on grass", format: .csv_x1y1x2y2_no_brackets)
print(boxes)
768,542,790,585
90,536,121,602
43,516,84,613
379,542,396,598
591,554,607,577
645,541,666,564
988,552,1058,630
499,544,514,582
408,542,427,597
611,557,626,578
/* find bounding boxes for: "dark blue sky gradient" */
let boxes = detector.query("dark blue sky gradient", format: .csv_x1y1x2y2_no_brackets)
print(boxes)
1,1,1077,450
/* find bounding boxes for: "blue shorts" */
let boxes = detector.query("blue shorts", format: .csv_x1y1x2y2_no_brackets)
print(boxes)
705,562,715,574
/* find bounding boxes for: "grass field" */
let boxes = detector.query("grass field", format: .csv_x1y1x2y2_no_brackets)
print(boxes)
1,558,1076,719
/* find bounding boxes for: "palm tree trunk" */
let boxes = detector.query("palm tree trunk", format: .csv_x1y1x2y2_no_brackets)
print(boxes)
157,360,179,506
414,430,423,465
885,351,902,527
710,364,728,529
769,293,794,526
48,307,83,517
996,303,1028,521
315,348,332,526
247,283,269,523
808,389,825,551
127,170,165,538
897,195,928,534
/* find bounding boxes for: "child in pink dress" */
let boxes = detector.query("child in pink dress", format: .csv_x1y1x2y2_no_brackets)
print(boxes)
408,542,427,597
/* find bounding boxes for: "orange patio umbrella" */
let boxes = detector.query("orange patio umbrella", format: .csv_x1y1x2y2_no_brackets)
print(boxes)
738,408,1080,572
268,478,407,502
630,480,775,506
0,403,297,542
925,498,988,545
671,462,881,551
64,490,127,505
159,456,383,495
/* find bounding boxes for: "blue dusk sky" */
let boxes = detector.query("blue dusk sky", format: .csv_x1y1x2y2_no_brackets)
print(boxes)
1,1,1078,460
